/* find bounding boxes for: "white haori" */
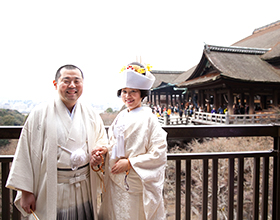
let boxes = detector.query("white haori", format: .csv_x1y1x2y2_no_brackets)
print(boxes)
55,98,89,170
6,96,108,220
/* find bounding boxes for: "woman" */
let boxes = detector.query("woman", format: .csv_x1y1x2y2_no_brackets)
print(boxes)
91,62,167,220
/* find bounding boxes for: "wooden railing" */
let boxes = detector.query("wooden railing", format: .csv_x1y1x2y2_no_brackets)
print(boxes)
160,112,280,125
1,125,280,220
228,113,280,124
191,112,227,124
158,115,190,125
164,125,280,220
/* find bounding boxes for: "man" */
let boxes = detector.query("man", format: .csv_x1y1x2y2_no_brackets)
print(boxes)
6,65,107,219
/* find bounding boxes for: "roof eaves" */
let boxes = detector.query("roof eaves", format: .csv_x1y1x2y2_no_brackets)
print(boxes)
253,20,280,34
152,83,176,91
151,70,185,74
204,44,270,55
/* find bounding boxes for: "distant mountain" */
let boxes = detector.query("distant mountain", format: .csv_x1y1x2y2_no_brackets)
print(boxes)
0,109,26,147
0,109,26,126
0,99,123,114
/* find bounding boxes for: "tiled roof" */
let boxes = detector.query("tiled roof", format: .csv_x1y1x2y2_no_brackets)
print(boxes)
151,70,186,88
178,21,280,88
233,20,280,48
204,44,270,55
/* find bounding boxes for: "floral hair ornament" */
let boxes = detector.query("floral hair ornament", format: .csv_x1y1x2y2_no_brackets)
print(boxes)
120,64,150,75
146,64,152,72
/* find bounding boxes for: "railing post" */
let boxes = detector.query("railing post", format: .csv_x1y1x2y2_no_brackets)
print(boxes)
228,158,234,220
253,157,260,220
261,157,269,220
2,162,10,220
202,159,209,219
226,112,229,124
175,160,181,220
272,135,280,220
164,113,168,125
211,159,218,220
185,160,191,220
13,190,21,220
237,157,244,220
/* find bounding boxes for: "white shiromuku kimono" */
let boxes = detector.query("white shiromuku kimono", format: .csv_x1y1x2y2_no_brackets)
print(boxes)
99,106,167,220
6,97,108,220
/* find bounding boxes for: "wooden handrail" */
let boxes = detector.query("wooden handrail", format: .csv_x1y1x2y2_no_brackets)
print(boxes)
1,125,280,220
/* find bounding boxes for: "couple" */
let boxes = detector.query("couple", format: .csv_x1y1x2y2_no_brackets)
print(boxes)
6,63,167,220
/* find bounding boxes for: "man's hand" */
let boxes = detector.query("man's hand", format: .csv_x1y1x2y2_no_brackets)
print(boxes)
20,190,36,214
90,146,107,167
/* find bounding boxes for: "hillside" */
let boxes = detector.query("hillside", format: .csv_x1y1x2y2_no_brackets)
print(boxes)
0,109,25,149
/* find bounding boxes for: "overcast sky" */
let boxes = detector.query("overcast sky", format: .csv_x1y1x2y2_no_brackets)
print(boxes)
1,0,279,108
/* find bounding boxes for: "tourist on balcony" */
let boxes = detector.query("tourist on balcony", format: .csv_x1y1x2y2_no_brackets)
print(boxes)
167,105,172,117
91,62,167,220
6,65,108,220
211,107,217,114
218,106,224,114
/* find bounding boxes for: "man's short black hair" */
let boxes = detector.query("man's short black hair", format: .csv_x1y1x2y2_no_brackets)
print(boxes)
55,64,84,82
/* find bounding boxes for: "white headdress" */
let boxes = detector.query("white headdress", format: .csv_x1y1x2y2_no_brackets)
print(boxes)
119,63,155,90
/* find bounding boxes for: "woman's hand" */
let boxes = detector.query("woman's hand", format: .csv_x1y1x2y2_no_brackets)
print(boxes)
111,158,131,174
90,146,107,167
20,190,36,214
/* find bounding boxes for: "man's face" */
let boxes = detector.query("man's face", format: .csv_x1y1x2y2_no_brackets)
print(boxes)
55,67,83,110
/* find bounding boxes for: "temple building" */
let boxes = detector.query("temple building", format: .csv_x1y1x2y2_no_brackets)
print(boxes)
149,20,280,115
148,70,186,107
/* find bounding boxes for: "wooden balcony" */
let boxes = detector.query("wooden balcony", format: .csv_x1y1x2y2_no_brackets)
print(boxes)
1,125,280,220
159,112,280,125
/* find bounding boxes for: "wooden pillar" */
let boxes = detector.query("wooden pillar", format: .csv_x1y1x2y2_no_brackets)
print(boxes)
249,90,254,114
157,92,161,107
218,92,222,108
273,89,278,107
197,90,202,107
153,92,157,106
206,92,210,112
240,93,245,106
261,95,266,109
174,94,177,106
166,92,169,107
201,91,205,110
187,90,191,103
214,90,218,109
183,93,187,104
227,88,233,114
179,93,183,106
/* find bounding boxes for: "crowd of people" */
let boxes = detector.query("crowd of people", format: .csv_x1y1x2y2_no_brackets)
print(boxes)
149,103,254,118
150,103,197,118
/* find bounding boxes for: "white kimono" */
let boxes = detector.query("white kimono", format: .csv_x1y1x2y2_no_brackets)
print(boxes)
99,107,167,220
6,97,108,220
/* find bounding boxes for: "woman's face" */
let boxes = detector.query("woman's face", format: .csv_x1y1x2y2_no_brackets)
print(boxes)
121,88,142,111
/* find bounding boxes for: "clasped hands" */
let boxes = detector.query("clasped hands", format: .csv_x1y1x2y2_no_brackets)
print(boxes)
90,146,131,174
90,146,107,168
